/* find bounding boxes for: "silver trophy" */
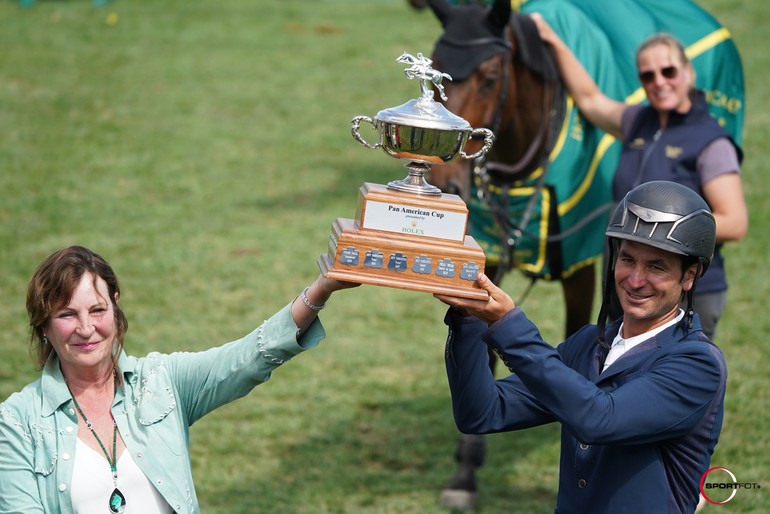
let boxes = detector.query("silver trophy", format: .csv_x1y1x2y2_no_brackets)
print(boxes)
318,52,491,299
351,52,494,196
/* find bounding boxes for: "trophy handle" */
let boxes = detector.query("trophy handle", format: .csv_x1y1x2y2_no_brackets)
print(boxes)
351,115,381,149
460,128,495,160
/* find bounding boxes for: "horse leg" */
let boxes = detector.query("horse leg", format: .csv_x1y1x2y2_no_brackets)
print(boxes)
439,265,501,511
560,263,595,337
438,433,486,510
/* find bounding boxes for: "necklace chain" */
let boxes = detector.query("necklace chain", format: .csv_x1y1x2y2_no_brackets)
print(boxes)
65,372,126,513
66,376,118,481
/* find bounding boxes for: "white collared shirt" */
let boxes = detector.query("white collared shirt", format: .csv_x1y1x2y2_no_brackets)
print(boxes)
602,310,685,372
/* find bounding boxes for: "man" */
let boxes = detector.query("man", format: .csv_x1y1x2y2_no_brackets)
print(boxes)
435,180,727,514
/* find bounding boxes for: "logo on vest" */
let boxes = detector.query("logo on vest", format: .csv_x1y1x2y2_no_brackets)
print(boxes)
665,145,683,159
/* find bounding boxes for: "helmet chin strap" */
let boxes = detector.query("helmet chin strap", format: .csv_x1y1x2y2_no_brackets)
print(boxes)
685,260,705,329
596,243,617,350
685,291,696,329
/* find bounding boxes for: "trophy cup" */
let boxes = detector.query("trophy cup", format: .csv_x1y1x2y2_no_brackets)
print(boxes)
318,52,494,299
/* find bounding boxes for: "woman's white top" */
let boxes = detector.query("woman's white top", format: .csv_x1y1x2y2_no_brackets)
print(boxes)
71,437,173,513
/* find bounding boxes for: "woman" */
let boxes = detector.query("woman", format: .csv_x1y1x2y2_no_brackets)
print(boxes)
532,14,748,339
0,245,357,513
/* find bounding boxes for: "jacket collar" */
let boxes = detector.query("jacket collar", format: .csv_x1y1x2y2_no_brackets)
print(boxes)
40,351,136,417
40,355,71,418
592,314,705,382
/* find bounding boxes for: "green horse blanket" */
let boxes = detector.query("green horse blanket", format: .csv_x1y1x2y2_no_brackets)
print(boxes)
468,0,744,279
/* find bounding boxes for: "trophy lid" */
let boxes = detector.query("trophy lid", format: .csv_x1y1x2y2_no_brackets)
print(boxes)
375,98,471,131
374,52,471,131
349,52,495,196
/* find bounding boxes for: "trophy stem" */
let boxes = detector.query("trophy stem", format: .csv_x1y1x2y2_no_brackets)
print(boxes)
387,162,443,196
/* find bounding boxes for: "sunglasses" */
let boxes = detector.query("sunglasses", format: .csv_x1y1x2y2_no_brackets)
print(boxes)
638,66,679,85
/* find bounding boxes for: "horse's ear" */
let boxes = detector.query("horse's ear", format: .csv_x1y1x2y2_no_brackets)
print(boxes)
510,13,559,81
426,0,453,26
487,0,512,30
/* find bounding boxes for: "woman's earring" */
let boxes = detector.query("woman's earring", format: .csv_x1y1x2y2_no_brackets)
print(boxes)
42,334,48,345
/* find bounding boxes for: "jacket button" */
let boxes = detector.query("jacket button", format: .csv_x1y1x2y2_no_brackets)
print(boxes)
58,483,67,492
62,453,71,461
579,443,589,450
578,479,587,489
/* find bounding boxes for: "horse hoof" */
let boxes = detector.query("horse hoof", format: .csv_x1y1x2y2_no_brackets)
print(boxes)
438,488,478,511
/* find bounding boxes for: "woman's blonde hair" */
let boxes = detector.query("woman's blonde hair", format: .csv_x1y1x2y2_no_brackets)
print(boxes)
636,32,689,67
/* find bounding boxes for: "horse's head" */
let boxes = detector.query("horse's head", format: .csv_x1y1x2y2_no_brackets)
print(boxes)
422,0,512,199
425,0,560,201
396,51,415,66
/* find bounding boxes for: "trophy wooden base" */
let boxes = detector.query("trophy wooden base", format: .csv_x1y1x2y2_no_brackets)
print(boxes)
318,183,488,299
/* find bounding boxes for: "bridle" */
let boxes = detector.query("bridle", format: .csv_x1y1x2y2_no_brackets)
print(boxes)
438,27,559,179
439,23,565,285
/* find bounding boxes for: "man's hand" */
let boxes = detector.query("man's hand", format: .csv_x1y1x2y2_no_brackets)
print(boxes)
434,273,515,324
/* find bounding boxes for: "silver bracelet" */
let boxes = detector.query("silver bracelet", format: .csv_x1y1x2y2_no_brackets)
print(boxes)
299,287,326,312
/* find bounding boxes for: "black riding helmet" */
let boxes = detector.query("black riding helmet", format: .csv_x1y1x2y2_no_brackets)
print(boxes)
597,181,716,346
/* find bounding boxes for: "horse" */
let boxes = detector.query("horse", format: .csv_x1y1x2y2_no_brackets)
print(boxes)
426,0,616,337
421,0,745,509
424,0,612,508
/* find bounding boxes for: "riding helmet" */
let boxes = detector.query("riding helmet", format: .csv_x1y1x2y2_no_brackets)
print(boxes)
605,180,716,273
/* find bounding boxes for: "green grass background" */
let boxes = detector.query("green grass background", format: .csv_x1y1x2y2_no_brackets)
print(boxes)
0,0,767,512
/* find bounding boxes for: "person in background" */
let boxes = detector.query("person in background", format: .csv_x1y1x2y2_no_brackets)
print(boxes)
434,181,727,514
0,245,357,514
532,13,748,340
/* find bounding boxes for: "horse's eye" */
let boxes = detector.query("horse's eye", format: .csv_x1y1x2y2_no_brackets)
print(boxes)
480,74,499,92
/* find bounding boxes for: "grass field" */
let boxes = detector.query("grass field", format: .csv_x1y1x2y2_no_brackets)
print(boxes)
1,0,768,512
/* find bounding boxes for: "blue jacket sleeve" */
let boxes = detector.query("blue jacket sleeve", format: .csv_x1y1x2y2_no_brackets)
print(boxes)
482,308,726,445
444,308,556,433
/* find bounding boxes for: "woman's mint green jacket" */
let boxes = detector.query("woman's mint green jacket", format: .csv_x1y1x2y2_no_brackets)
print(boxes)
0,303,325,513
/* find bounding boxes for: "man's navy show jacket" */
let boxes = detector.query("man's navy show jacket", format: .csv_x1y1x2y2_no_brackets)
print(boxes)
444,307,727,514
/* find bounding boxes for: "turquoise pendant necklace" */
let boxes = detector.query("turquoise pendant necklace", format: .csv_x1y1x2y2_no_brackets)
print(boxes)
67,375,126,514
